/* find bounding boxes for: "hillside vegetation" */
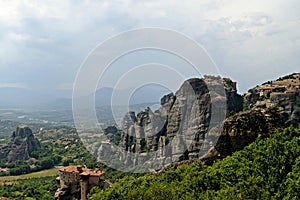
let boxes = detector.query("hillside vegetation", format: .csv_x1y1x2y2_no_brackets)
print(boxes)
0,176,57,200
0,169,58,200
90,125,300,200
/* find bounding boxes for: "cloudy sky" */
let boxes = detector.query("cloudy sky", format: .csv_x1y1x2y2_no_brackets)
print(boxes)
0,0,299,94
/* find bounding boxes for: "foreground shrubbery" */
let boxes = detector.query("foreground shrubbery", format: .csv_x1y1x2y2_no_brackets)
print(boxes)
0,176,57,200
91,125,300,200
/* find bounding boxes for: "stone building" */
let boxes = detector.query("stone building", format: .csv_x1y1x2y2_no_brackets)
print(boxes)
55,165,105,200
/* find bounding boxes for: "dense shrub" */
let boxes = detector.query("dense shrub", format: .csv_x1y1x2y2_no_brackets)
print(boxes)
91,125,300,200
0,176,57,200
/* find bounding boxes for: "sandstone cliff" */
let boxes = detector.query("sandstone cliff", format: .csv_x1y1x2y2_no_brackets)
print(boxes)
0,125,40,163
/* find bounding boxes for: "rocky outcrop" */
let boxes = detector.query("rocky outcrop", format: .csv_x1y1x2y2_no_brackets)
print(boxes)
95,74,300,171
244,73,300,126
153,106,292,174
103,126,121,144
0,125,40,163
269,91,300,126
223,78,243,115
204,74,300,162
215,108,289,157
95,76,243,169
244,90,300,126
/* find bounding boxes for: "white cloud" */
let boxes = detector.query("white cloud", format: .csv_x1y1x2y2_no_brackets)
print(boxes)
0,0,299,93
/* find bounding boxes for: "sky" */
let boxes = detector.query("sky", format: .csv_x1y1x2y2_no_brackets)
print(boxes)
0,0,299,94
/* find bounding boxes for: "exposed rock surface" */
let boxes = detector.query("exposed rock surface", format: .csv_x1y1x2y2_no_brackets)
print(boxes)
214,73,300,160
94,73,300,171
244,73,300,126
0,125,40,163
96,76,243,169
215,108,288,157
269,91,300,126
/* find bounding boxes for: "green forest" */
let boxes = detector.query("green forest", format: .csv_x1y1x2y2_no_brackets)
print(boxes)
0,176,57,200
90,125,300,200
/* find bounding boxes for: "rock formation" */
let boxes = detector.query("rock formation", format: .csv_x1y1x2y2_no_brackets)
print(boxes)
95,73,299,171
95,76,243,169
212,73,300,161
0,125,40,163
244,73,300,126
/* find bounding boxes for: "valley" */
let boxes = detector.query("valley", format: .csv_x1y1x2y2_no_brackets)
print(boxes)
0,73,299,200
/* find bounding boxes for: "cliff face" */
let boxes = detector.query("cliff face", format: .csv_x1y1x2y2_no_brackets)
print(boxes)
102,77,243,168
0,125,40,163
215,73,300,160
215,107,288,157
95,74,300,170
244,74,300,126
269,91,300,126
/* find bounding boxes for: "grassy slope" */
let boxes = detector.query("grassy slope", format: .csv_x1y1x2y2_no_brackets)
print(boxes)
0,169,58,200
0,168,58,184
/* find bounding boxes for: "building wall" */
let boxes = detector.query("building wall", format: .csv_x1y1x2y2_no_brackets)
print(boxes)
57,169,104,200
59,171,80,186
80,179,89,200
88,176,101,189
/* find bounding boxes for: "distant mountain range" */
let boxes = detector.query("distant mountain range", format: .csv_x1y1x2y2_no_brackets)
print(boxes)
0,85,171,110
0,87,56,109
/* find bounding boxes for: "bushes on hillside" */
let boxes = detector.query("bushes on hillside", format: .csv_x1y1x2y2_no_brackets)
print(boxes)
91,125,300,200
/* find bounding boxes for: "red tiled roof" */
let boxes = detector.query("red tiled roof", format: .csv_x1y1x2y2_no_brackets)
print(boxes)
59,165,81,173
259,86,275,90
59,165,104,176
0,197,11,200
285,89,296,93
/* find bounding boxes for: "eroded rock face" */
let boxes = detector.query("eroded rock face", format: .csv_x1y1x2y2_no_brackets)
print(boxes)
216,110,268,157
0,125,40,163
243,73,300,126
244,90,300,126
269,91,300,126
166,78,211,161
95,75,299,170
109,77,242,168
